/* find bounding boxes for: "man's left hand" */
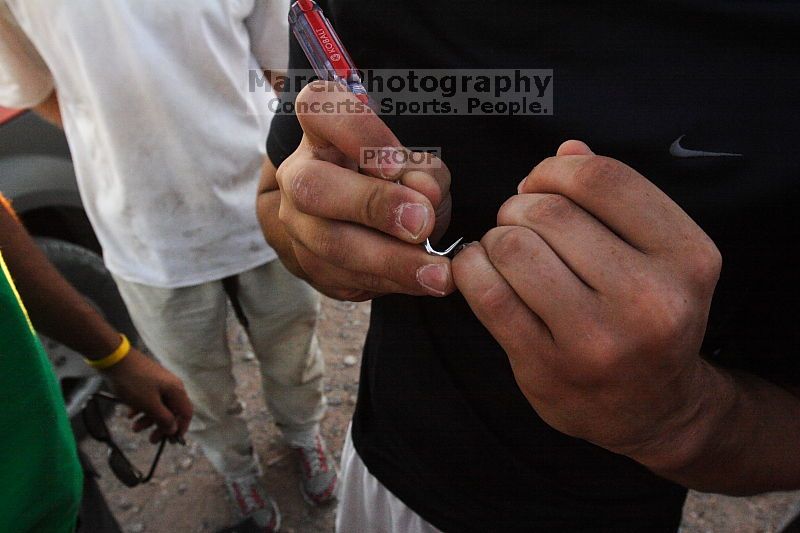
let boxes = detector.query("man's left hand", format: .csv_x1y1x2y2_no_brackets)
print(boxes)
453,140,730,470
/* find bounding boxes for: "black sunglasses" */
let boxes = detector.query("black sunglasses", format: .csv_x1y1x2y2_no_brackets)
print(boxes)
81,391,166,488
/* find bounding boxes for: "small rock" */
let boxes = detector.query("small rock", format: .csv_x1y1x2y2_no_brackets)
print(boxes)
119,500,134,511
178,457,193,471
177,483,188,495
348,394,358,405
123,441,138,452
128,523,145,533
327,395,343,407
343,356,358,367
242,350,256,362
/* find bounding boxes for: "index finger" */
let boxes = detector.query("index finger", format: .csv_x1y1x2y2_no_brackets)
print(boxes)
296,81,406,180
521,155,705,255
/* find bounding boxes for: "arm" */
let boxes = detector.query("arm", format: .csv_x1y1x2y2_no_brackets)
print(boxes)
657,369,800,494
245,0,288,96
453,140,800,495
33,89,62,127
0,3,54,109
0,200,192,442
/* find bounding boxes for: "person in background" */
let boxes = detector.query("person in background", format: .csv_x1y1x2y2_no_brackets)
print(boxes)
0,193,192,533
259,2,800,531
0,2,336,531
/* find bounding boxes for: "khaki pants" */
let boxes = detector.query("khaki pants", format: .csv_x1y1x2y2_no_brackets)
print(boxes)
114,260,326,478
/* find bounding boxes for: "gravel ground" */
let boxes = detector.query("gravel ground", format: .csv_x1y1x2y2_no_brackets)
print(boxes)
80,298,800,533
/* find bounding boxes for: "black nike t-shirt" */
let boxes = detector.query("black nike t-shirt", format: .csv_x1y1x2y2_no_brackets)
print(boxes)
267,2,800,531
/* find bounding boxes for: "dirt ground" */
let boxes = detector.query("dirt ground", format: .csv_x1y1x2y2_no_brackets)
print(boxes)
81,298,800,533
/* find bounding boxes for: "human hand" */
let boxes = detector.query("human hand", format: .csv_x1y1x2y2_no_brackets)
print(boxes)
269,82,455,301
102,349,193,444
453,140,727,470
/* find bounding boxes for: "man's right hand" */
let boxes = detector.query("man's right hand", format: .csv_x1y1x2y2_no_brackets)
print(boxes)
257,82,455,301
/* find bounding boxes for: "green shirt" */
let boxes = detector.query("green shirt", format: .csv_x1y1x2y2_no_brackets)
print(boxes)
0,251,82,532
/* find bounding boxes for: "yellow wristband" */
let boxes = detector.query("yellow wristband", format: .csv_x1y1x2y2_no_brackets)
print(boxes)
85,334,131,370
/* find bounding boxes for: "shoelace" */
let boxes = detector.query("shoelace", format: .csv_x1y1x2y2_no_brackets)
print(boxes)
230,479,268,516
295,434,329,477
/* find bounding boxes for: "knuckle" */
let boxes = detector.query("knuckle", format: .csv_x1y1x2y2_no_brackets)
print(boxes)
357,271,387,293
361,181,386,227
529,193,573,223
294,249,327,283
296,81,329,106
275,161,289,187
277,201,291,225
378,252,401,284
572,156,623,192
577,325,624,382
275,152,300,188
687,239,722,288
474,278,513,317
631,284,692,349
497,195,524,225
314,227,346,265
435,159,451,191
530,156,558,182
289,163,320,211
486,226,539,266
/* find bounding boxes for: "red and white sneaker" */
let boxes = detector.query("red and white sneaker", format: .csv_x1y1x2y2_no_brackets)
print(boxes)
224,475,281,532
291,433,338,505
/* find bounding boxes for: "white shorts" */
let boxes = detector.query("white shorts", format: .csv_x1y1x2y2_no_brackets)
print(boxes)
336,425,443,533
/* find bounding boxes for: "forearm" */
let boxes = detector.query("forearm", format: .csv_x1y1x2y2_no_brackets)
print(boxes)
0,206,120,360
33,89,62,128
638,361,800,495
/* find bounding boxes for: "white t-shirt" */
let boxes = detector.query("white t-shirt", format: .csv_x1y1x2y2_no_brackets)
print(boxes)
0,0,287,288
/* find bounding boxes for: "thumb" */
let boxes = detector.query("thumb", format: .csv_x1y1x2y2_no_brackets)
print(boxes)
163,384,194,437
556,139,594,156
146,398,179,436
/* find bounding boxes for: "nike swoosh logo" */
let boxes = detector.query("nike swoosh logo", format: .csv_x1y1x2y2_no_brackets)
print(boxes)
670,135,743,158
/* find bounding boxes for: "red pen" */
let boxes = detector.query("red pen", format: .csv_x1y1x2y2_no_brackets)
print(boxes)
288,0,369,104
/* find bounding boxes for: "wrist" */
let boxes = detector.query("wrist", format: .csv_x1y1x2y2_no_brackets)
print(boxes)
628,359,740,476
85,334,131,370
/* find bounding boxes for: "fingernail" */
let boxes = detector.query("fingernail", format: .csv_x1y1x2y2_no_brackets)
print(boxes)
416,264,451,296
452,241,479,257
517,176,527,194
379,147,405,179
396,203,429,239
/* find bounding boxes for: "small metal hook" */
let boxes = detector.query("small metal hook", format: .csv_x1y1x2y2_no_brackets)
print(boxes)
424,237,464,257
